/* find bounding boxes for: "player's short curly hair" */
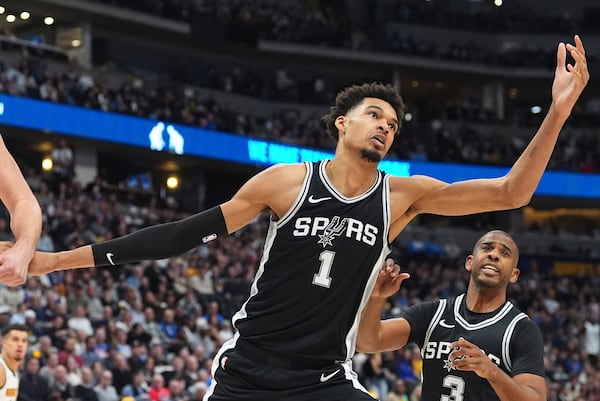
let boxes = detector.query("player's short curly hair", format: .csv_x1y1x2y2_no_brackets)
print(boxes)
322,82,405,141
2,323,29,336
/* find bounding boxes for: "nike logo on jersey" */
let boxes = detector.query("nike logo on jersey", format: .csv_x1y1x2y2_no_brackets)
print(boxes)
308,195,332,204
439,319,455,328
106,253,115,266
320,369,340,382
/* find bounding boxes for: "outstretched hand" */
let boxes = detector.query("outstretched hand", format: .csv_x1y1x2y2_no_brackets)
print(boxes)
552,35,590,117
0,241,55,278
371,258,410,298
0,241,29,286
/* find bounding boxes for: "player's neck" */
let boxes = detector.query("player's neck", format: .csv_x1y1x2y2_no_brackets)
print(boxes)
327,157,378,197
0,352,19,372
465,288,507,313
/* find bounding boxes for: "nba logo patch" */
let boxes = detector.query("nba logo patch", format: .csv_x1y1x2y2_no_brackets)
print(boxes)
221,356,229,370
203,233,218,243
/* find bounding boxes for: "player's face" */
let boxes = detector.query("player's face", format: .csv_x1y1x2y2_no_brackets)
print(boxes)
2,329,28,362
335,97,399,163
466,232,519,289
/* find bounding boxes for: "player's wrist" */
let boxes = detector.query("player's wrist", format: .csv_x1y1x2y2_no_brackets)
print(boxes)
548,101,572,122
485,363,502,382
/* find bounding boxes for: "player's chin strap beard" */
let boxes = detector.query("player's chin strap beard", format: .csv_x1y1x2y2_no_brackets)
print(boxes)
361,148,382,163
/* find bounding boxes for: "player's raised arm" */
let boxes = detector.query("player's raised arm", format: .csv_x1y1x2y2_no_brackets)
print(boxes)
0,135,43,286
405,35,589,218
356,260,411,353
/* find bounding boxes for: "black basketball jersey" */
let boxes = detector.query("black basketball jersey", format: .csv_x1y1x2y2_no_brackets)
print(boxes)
232,160,392,364
402,294,545,401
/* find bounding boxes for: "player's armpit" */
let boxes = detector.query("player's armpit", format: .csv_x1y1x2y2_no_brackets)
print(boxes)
223,163,308,231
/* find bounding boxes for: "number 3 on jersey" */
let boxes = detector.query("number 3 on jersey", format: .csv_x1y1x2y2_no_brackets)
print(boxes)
313,250,335,288
441,375,465,401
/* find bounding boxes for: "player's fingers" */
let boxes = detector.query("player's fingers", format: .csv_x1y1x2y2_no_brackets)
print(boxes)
0,274,18,286
556,42,566,73
568,46,588,74
384,258,395,272
394,272,410,282
574,34,585,56
567,64,584,85
0,241,14,253
450,354,467,369
451,336,466,348
568,48,590,84
0,268,11,280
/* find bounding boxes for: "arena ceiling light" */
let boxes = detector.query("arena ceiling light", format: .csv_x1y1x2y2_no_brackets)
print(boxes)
41,157,53,171
19,11,29,20
166,176,179,189
0,6,5,14
44,16,54,25
5,14,15,22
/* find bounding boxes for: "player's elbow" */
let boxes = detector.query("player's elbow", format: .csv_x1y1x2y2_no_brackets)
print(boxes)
505,189,533,209
355,343,374,354
355,337,381,354
501,180,533,209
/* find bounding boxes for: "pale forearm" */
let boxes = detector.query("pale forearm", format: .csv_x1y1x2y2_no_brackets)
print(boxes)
0,137,42,256
356,296,387,352
9,199,42,258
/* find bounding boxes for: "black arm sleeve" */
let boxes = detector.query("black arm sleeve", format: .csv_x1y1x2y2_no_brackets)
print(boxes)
91,206,228,267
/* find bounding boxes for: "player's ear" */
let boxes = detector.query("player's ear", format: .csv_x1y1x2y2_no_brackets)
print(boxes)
509,267,520,284
334,116,346,135
464,255,474,272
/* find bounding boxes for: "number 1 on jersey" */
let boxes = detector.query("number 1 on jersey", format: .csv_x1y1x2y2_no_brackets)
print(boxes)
313,250,335,288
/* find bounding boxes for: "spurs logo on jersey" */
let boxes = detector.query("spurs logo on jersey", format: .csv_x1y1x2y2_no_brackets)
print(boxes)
317,216,347,247
423,341,501,371
293,216,378,247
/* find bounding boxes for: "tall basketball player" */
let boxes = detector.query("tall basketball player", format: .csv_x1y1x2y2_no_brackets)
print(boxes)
357,231,545,401
0,135,42,286
0,324,30,401
6,36,587,401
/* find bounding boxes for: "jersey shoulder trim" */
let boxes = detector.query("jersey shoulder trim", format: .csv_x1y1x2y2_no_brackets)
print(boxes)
502,312,529,371
423,299,446,347
277,161,313,227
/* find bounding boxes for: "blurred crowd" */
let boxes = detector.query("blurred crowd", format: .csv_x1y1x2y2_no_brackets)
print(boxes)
0,46,598,174
90,0,595,69
0,2,599,400
0,163,597,401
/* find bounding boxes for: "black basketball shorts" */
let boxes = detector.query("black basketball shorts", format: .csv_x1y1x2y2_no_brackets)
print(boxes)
203,341,377,401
